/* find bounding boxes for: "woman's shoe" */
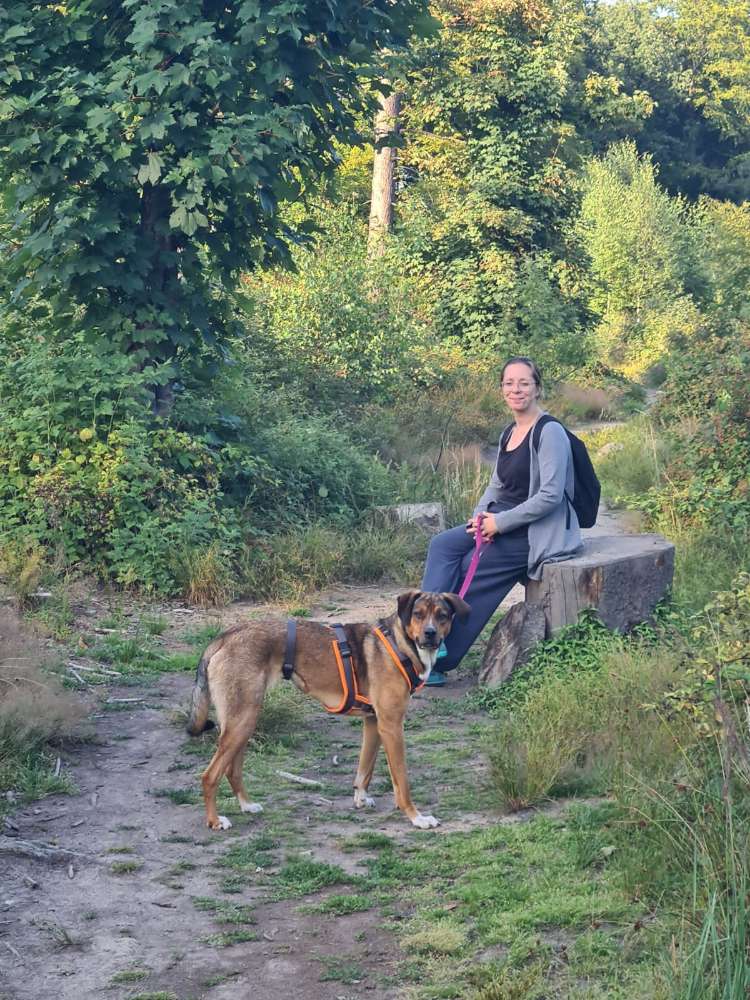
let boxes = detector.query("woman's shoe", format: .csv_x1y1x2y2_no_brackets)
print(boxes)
425,670,446,687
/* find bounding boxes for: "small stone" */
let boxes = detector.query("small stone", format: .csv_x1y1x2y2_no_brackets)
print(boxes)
374,502,446,535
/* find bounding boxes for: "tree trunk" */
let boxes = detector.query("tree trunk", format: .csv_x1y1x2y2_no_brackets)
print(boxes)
367,91,401,258
138,182,179,416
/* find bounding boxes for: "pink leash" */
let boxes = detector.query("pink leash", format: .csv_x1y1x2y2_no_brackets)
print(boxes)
458,513,489,599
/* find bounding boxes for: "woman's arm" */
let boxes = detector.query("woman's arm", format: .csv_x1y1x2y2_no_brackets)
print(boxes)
490,422,571,532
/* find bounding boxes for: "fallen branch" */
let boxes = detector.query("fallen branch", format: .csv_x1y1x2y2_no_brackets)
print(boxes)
275,770,323,788
67,661,122,677
0,836,103,866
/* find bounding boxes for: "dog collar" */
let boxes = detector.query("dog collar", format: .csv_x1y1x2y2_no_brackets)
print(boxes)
373,626,425,695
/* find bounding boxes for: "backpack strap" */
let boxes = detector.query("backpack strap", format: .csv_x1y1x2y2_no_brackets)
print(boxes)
282,619,297,680
530,413,557,451
530,414,572,529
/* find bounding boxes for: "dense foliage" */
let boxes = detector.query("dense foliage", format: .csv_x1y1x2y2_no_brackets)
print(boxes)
0,0,748,595
0,0,426,400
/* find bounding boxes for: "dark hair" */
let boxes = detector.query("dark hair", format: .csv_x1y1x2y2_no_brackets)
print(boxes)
501,356,543,391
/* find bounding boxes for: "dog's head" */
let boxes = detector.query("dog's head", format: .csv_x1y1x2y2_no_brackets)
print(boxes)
396,590,470,667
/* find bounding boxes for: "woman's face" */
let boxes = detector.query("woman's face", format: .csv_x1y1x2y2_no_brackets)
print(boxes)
501,362,539,413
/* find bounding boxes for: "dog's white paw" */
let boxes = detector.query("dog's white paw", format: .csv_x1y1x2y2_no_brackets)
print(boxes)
411,813,440,829
215,815,233,831
239,800,264,814
354,790,376,809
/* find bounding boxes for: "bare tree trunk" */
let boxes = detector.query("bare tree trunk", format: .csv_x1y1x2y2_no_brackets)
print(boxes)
367,91,401,259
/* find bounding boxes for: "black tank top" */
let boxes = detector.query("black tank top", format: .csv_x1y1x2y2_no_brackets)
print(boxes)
497,429,531,504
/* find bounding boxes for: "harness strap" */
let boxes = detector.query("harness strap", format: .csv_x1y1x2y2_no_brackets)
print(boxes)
282,619,297,680
374,626,424,694
327,624,373,715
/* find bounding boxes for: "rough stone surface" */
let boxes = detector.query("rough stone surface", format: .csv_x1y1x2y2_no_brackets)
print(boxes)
479,601,546,688
526,533,675,636
375,502,446,535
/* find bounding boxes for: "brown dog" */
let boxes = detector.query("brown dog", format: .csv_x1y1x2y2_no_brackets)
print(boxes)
186,590,469,831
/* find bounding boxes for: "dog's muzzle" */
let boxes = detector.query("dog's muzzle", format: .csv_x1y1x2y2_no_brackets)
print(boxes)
418,627,440,650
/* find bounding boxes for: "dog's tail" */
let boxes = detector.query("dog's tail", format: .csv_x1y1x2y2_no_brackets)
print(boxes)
186,652,215,736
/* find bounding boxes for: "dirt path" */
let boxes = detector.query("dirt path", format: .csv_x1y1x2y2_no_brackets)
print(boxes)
1,477,634,1000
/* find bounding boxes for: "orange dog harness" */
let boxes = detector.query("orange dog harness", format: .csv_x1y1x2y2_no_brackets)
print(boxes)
282,620,424,715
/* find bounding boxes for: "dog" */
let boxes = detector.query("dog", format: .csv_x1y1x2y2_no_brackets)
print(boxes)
186,590,469,831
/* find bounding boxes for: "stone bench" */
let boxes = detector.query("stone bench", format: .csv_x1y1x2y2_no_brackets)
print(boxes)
479,533,675,687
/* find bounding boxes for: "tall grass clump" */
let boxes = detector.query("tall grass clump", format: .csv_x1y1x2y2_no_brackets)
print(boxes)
0,607,86,812
238,521,427,603
584,416,671,502
486,644,687,810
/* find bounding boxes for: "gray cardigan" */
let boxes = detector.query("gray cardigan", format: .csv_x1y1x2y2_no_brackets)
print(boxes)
473,414,583,581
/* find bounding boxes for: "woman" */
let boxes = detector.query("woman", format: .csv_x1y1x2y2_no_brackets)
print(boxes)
421,357,583,685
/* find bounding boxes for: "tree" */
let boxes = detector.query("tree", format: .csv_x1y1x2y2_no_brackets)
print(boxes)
579,141,699,376
0,0,426,409
589,0,750,201
367,91,402,258
393,0,619,372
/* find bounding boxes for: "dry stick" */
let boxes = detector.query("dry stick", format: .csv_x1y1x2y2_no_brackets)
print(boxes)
275,770,323,788
0,836,104,866
66,667,89,687
67,661,122,677
3,942,21,959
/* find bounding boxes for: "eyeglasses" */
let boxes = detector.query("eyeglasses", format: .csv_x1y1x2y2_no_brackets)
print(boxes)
502,381,534,391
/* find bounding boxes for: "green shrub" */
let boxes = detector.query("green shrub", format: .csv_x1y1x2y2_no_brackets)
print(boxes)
486,644,687,810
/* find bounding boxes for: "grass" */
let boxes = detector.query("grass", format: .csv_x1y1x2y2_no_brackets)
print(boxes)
203,929,259,947
182,624,222,647
237,521,425,603
584,416,671,502
268,857,352,900
349,809,676,999
192,897,256,925
109,859,143,875
109,968,150,984
90,634,195,676
317,955,367,983
304,893,373,915
486,642,687,811
0,606,86,817
217,833,281,872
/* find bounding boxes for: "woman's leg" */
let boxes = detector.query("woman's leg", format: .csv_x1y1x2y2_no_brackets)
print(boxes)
437,531,529,672
421,524,475,594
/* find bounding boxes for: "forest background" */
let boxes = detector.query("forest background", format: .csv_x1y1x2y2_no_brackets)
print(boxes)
1,1,750,997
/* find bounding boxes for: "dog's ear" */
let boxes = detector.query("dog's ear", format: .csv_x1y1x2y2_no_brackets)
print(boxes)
441,593,471,623
397,590,422,630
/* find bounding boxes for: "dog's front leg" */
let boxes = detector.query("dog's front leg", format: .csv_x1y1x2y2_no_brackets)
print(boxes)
377,713,439,830
353,714,381,809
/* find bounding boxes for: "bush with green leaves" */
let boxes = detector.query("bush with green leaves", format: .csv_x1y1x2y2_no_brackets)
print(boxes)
579,141,700,378
0,0,427,402
0,327,396,593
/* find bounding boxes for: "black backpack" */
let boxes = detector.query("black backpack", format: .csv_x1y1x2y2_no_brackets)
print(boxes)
501,415,601,528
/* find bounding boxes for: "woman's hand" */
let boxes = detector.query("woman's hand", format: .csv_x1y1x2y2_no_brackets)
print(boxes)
465,515,481,537
480,513,499,540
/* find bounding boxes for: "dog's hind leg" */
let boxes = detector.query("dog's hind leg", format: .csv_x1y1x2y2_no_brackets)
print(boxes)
201,707,262,831
353,714,381,810
227,710,264,816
